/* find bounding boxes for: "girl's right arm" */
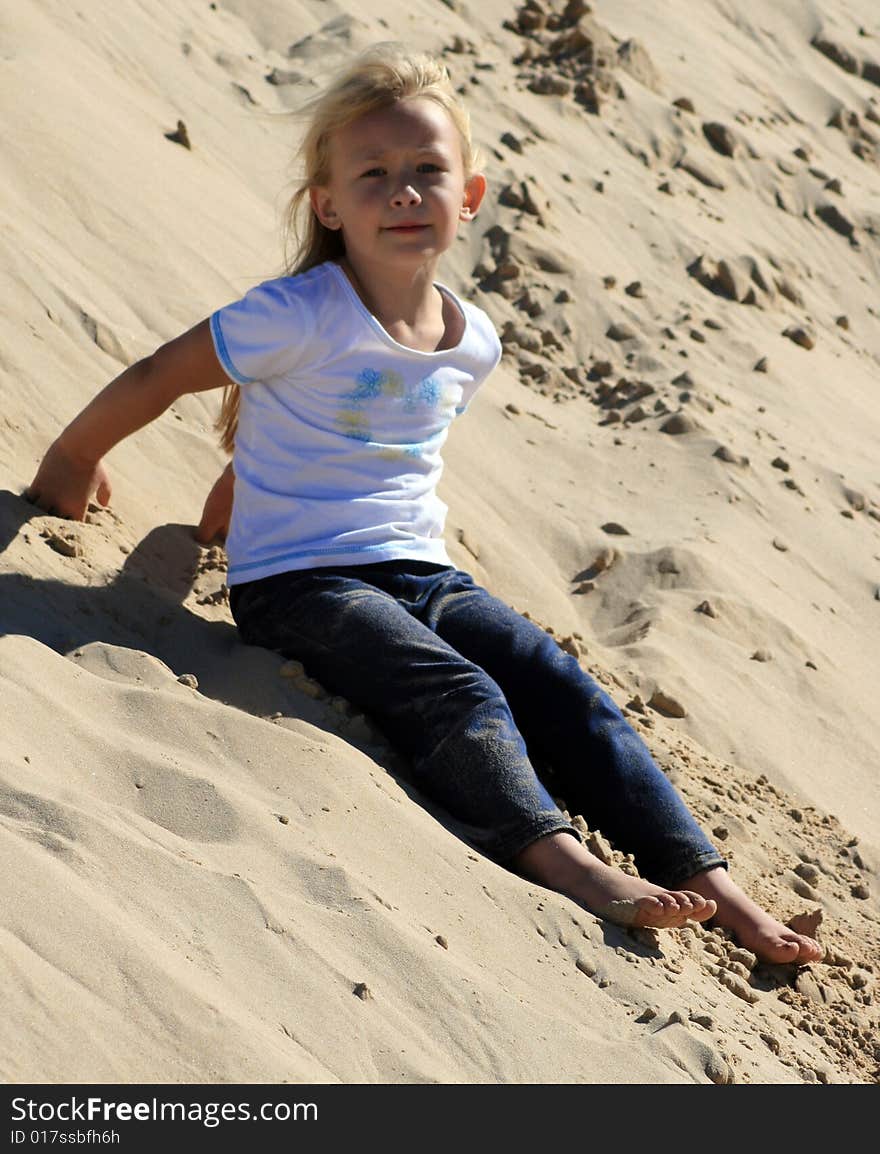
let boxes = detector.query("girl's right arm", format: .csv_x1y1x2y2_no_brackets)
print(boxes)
26,319,229,521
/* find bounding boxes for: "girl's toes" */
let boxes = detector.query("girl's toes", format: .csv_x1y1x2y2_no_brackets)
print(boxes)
769,937,801,962
690,898,716,923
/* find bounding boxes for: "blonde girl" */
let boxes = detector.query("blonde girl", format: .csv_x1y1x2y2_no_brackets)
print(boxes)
27,45,820,964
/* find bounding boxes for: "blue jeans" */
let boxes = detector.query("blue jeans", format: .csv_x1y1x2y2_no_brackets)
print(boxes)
230,561,725,885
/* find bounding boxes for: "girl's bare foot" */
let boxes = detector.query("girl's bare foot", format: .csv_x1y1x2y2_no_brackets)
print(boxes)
682,866,823,964
513,832,717,930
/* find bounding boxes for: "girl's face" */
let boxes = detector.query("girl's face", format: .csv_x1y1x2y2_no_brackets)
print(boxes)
310,97,485,275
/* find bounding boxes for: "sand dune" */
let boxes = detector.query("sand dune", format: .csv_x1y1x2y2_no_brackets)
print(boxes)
1,0,878,1083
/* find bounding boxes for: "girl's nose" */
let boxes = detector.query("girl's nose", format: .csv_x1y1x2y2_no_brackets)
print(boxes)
391,183,421,206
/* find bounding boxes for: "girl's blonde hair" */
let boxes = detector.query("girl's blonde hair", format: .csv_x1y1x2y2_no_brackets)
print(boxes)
216,43,478,453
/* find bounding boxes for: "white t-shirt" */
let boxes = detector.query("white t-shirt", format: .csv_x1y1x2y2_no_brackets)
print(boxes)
210,261,502,584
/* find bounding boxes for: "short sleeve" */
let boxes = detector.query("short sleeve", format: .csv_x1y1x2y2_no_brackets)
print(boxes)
454,299,502,415
210,278,309,385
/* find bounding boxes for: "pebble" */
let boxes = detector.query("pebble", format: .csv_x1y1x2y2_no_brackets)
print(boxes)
754,356,769,372
435,935,448,950
352,982,373,1001
794,862,821,887
586,830,615,866
759,1031,781,1054
696,599,717,617
600,522,630,536
794,971,826,1004
772,538,789,552
725,960,752,981
689,1012,715,1030
788,874,818,901
45,533,81,558
751,649,773,662
728,948,757,970
851,882,870,899
660,412,699,435
703,121,737,156
607,322,638,342
704,1052,735,1084
576,955,597,978
164,119,191,149
717,969,759,1003
783,325,816,350
177,673,199,689
714,445,749,466
787,909,822,938
648,689,688,718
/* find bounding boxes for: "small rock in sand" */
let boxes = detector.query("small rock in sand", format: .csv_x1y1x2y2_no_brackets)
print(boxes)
696,599,717,617
660,412,699,435
648,689,688,718
689,1012,715,1030
352,982,373,1001
45,533,82,558
600,522,630,536
714,445,749,466
164,119,191,150
794,862,821,887
783,325,816,350
576,955,597,978
759,1031,781,1054
177,673,199,689
717,969,759,1004
750,649,773,662
586,830,615,866
702,121,737,157
728,947,757,971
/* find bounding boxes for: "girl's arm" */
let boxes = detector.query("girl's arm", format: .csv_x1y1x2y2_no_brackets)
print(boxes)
195,461,235,544
27,319,228,521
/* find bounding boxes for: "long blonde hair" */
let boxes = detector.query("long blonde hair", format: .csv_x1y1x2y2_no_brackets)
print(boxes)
216,43,479,453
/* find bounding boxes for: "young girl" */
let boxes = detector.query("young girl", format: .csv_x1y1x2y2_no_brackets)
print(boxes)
27,45,820,965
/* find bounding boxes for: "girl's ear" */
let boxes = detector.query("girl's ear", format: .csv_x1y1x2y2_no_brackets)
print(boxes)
310,186,342,230
460,173,487,222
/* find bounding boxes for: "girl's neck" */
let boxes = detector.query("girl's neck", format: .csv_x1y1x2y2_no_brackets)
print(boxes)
339,256,459,352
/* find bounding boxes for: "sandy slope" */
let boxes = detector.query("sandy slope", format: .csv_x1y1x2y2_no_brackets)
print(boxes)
1,0,878,1083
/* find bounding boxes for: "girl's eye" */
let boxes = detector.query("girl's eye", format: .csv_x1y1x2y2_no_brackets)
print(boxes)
417,163,443,173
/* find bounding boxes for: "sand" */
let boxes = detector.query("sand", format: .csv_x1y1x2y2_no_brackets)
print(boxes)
1,0,879,1084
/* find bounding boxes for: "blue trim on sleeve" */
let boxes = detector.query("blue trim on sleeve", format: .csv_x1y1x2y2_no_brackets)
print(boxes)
209,312,254,385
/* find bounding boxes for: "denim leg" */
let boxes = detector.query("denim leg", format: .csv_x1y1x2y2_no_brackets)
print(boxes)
230,567,574,861
419,569,726,887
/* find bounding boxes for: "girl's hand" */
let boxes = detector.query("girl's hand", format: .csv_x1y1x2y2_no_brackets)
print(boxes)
195,462,234,544
25,440,112,521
